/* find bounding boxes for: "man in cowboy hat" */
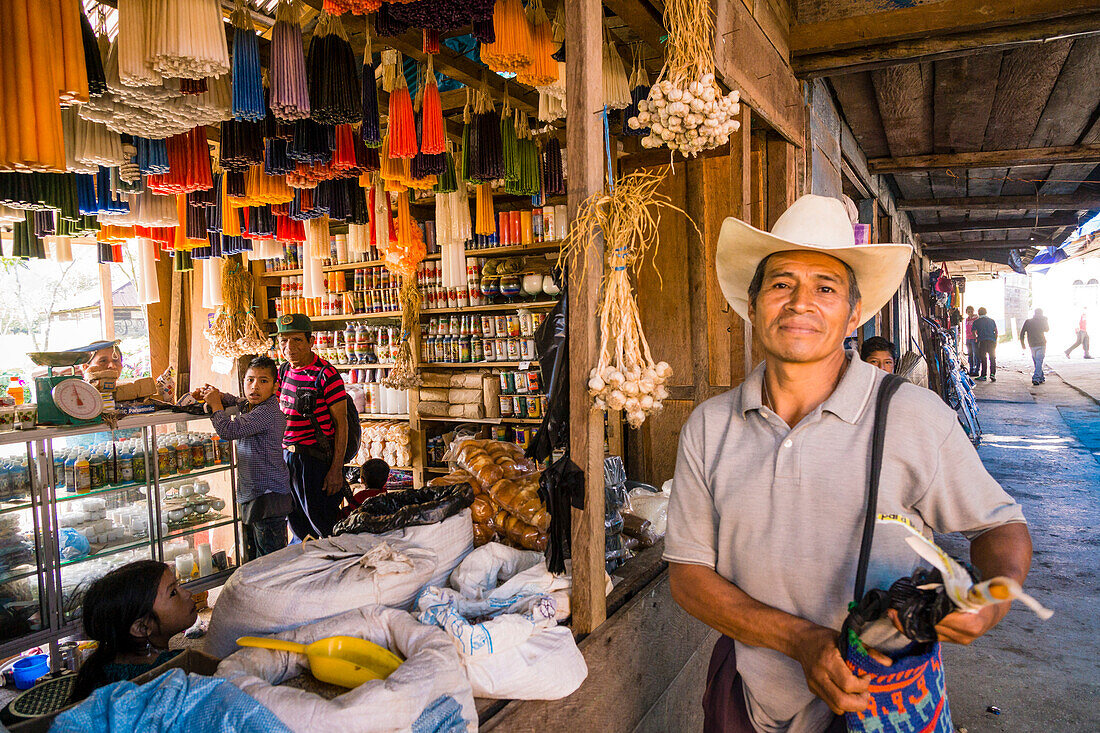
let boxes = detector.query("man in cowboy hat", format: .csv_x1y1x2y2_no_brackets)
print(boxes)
663,195,1033,732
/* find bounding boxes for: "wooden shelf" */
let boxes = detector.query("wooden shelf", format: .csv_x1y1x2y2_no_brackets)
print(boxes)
422,361,536,368
266,311,401,323
423,300,558,315
464,241,563,257
425,466,450,474
332,363,395,370
418,416,503,424
502,417,543,424
360,414,409,421
259,258,388,280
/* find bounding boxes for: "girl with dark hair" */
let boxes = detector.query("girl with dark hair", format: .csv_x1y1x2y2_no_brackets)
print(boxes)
71,560,197,702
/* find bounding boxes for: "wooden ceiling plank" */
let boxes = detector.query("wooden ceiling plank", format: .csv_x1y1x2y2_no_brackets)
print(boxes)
913,212,1080,234
1029,37,1100,148
983,41,1073,151
871,62,934,157
828,73,891,158
932,53,1003,154
868,144,1100,173
1039,113,1100,196
898,193,1100,211
792,15,1100,78
790,0,1100,56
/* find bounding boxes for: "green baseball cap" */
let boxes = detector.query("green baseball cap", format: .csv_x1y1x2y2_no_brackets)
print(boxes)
276,313,313,334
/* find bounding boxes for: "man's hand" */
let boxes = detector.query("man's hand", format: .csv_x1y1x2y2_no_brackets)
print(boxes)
323,466,344,496
935,604,1007,645
201,386,223,411
791,625,890,715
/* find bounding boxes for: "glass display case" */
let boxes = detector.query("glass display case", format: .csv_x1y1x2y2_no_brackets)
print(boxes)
0,412,241,662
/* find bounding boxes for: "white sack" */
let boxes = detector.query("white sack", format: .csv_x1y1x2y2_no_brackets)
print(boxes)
381,509,474,592
204,536,437,658
217,605,477,733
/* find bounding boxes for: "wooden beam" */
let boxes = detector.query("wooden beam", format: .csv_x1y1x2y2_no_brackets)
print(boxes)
714,0,806,148
868,144,1100,173
601,0,665,61
913,213,1080,234
791,0,1100,56
98,264,115,341
924,240,1046,251
898,194,1100,211
793,14,1100,78
566,0,607,636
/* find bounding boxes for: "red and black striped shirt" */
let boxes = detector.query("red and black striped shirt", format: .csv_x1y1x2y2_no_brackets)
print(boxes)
278,355,347,447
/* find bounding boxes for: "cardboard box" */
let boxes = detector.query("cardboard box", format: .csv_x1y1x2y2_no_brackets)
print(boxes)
9,649,221,733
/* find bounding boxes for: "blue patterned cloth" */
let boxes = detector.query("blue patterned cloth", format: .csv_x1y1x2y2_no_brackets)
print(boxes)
412,695,467,733
843,642,953,733
49,668,291,733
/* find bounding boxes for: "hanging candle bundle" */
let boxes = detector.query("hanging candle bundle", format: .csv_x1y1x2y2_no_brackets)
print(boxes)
423,30,440,55
220,119,266,171
480,0,534,74
265,136,295,175
475,182,495,235
516,0,558,87
472,91,504,182
12,220,46,259
80,9,107,98
506,111,540,196
472,18,495,44
270,0,311,121
420,59,446,155
360,35,382,147
148,0,230,80
64,111,128,170
306,213,331,260
117,0,161,87
374,4,409,38
630,0,741,156
134,138,170,174
147,126,214,195
230,5,265,122
388,58,418,159
622,51,651,137
434,144,458,194
288,119,334,165
500,99,519,186
459,90,476,183
603,37,632,110
386,0,496,32
541,137,565,196
307,12,361,125
180,78,208,95
323,0,383,13
383,191,426,391
354,135,381,173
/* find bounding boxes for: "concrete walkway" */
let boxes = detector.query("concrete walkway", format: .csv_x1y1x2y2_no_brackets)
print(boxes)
936,356,1100,732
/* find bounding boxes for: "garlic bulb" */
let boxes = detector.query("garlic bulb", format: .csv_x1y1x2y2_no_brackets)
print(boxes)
631,78,740,157
587,360,673,428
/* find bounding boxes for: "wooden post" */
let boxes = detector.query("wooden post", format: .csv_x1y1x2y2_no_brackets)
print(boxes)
168,270,190,399
733,107,754,381
566,0,606,635
98,264,115,341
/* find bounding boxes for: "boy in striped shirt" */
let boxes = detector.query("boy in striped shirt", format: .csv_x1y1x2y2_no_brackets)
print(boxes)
274,314,350,540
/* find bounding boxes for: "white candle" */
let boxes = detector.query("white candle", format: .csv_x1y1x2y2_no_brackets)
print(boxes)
196,543,213,577
175,553,194,581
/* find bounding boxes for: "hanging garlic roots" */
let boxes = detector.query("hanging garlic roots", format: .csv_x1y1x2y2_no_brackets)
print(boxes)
628,0,741,157
561,168,697,428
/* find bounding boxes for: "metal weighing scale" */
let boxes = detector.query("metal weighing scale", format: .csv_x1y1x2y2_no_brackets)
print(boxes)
28,352,104,426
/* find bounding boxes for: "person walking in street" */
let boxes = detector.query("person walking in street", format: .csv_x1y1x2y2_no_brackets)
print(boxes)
1020,309,1050,386
973,307,999,382
275,314,350,541
1064,307,1091,359
666,195,1032,733
964,305,978,376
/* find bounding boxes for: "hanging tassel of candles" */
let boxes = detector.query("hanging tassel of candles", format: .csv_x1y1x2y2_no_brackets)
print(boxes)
506,111,540,196
475,182,495,235
147,126,214,195
603,35,632,110
472,17,495,44
117,0,161,87
473,90,504,182
480,0,534,74
12,220,46,260
80,9,107,98
388,56,418,159
230,3,265,122
542,137,565,196
270,0,311,121
517,0,558,87
434,143,458,194
307,213,331,260
288,119,334,165
134,138,170,174
623,49,651,137
307,12,361,125
501,98,519,185
324,0,383,14
45,236,74,263
383,191,425,391
149,0,230,80
374,4,408,38
354,135,382,173
421,58,446,155
361,33,382,147
460,89,476,183
423,30,441,55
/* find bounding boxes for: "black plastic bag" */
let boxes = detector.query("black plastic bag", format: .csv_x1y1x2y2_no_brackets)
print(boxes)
540,454,584,574
527,284,568,463
332,483,474,536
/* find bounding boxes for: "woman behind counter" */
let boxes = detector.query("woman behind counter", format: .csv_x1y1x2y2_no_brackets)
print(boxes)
71,561,198,702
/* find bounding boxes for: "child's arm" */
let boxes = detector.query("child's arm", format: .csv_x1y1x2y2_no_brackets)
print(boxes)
209,399,281,441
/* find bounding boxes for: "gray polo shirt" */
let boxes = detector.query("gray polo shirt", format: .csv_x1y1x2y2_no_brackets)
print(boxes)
664,355,1025,733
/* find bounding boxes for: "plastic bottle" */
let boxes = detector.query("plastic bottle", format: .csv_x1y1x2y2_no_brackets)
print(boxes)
65,452,76,493
0,463,10,501
119,444,134,484
53,452,66,491
75,454,91,494
190,435,205,470
89,451,105,489
133,442,146,484
157,443,171,477
217,436,231,464
14,459,29,499
6,376,24,406
104,445,117,486
202,434,215,465
175,438,192,474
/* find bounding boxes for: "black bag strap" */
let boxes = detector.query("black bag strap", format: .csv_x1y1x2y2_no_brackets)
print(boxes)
852,373,905,604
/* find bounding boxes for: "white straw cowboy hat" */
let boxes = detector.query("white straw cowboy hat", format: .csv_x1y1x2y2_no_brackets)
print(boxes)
716,194,913,326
